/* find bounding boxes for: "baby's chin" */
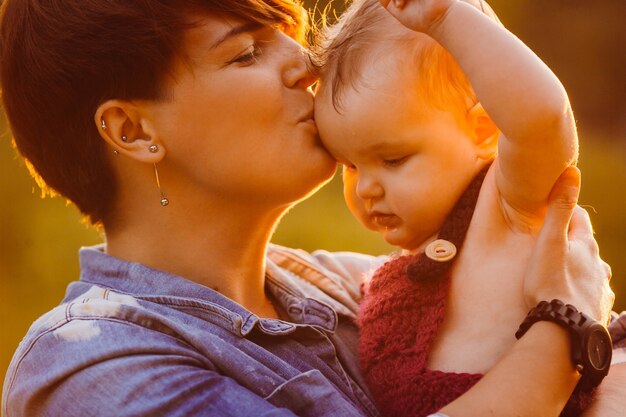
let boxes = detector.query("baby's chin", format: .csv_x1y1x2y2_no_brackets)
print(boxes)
378,227,410,250
381,228,435,254
355,215,425,252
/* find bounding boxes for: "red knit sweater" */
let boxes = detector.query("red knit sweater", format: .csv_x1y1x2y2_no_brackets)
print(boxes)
357,167,593,417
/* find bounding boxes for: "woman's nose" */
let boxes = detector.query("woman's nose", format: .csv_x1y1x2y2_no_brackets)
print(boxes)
281,43,317,90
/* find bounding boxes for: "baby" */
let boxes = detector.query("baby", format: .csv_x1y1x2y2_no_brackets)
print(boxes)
314,0,597,416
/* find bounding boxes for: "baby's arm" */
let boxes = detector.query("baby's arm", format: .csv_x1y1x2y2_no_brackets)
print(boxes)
382,0,577,219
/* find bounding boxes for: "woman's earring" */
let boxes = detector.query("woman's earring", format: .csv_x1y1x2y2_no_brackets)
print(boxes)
121,135,128,142
147,144,168,206
101,118,107,130
153,163,169,206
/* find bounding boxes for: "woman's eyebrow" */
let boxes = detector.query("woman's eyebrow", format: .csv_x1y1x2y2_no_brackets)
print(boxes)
211,22,265,49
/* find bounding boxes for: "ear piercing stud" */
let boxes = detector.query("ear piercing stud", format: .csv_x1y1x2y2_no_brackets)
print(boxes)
149,144,159,153
101,119,107,130
121,135,128,142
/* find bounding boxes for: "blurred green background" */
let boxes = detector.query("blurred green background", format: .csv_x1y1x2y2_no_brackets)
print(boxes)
1,0,625,382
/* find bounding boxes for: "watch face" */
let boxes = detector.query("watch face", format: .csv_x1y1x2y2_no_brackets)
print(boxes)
587,328,611,370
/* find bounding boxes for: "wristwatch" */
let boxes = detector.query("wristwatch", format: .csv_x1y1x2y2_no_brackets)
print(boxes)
515,299,612,389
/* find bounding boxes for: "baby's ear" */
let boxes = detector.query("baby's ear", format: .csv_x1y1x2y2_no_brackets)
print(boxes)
467,102,499,160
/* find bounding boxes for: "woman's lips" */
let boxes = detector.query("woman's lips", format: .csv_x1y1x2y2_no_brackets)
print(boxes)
299,116,318,134
370,212,401,229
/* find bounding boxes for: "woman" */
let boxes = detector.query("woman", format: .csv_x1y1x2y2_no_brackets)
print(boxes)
0,0,621,416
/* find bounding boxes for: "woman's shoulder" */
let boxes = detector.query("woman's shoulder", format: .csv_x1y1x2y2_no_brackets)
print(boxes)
2,280,287,416
2,283,185,416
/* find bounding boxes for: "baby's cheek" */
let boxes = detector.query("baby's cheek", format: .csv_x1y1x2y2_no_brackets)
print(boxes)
342,175,374,230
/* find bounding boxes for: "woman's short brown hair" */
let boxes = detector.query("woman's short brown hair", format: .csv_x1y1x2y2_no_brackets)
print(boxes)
0,0,307,226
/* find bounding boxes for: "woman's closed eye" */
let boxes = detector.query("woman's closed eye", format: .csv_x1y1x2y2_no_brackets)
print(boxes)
228,43,262,65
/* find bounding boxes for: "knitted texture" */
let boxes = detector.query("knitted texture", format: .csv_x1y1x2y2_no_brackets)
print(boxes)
358,166,593,417
359,255,482,417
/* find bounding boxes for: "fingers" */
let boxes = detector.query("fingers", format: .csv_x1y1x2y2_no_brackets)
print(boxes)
537,166,580,246
378,0,402,8
569,206,602,263
550,165,580,211
605,262,612,282
568,205,595,242
380,0,407,10
602,280,616,325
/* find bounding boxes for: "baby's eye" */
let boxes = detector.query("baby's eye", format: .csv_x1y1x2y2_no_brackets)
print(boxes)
382,156,408,167
229,44,262,65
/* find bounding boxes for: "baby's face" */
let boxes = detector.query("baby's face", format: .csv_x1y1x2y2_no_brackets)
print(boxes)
315,60,483,251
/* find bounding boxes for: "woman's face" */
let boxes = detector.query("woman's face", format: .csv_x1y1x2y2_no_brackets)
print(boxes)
142,13,336,208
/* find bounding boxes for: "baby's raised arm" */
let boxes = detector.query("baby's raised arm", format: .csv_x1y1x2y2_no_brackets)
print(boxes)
381,0,577,220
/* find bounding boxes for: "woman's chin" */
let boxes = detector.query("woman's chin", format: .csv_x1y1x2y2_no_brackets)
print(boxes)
294,163,337,202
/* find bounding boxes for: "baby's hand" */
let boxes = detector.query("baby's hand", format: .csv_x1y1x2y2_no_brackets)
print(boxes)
379,0,455,33
379,0,491,34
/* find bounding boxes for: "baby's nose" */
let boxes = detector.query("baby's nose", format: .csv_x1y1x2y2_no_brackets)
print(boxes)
356,174,384,200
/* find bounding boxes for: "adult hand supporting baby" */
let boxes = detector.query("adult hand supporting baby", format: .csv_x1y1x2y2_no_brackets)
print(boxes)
439,166,614,417
523,165,614,324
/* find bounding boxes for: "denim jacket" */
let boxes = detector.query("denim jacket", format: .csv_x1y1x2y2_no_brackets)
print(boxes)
2,244,384,417
3,244,626,416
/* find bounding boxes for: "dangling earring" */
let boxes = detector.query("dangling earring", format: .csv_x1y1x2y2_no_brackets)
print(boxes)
153,163,169,206
147,144,168,206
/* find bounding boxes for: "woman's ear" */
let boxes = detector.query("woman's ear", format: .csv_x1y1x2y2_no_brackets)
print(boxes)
95,100,165,163
466,102,499,160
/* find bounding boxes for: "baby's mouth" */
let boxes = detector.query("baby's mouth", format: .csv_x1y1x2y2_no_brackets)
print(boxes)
370,212,401,229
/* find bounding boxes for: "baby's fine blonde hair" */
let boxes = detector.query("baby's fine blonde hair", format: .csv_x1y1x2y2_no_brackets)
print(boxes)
314,0,501,125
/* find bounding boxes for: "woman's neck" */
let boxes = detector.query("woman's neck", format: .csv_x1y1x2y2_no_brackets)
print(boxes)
105,196,285,317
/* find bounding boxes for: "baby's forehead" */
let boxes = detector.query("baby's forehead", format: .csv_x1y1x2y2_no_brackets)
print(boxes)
317,43,428,116
318,40,434,113
314,0,432,106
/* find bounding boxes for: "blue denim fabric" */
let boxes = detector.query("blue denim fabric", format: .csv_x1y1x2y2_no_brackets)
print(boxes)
3,244,626,417
2,244,383,417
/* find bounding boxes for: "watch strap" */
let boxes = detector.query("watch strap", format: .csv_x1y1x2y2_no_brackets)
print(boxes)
515,299,589,343
515,299,612,389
